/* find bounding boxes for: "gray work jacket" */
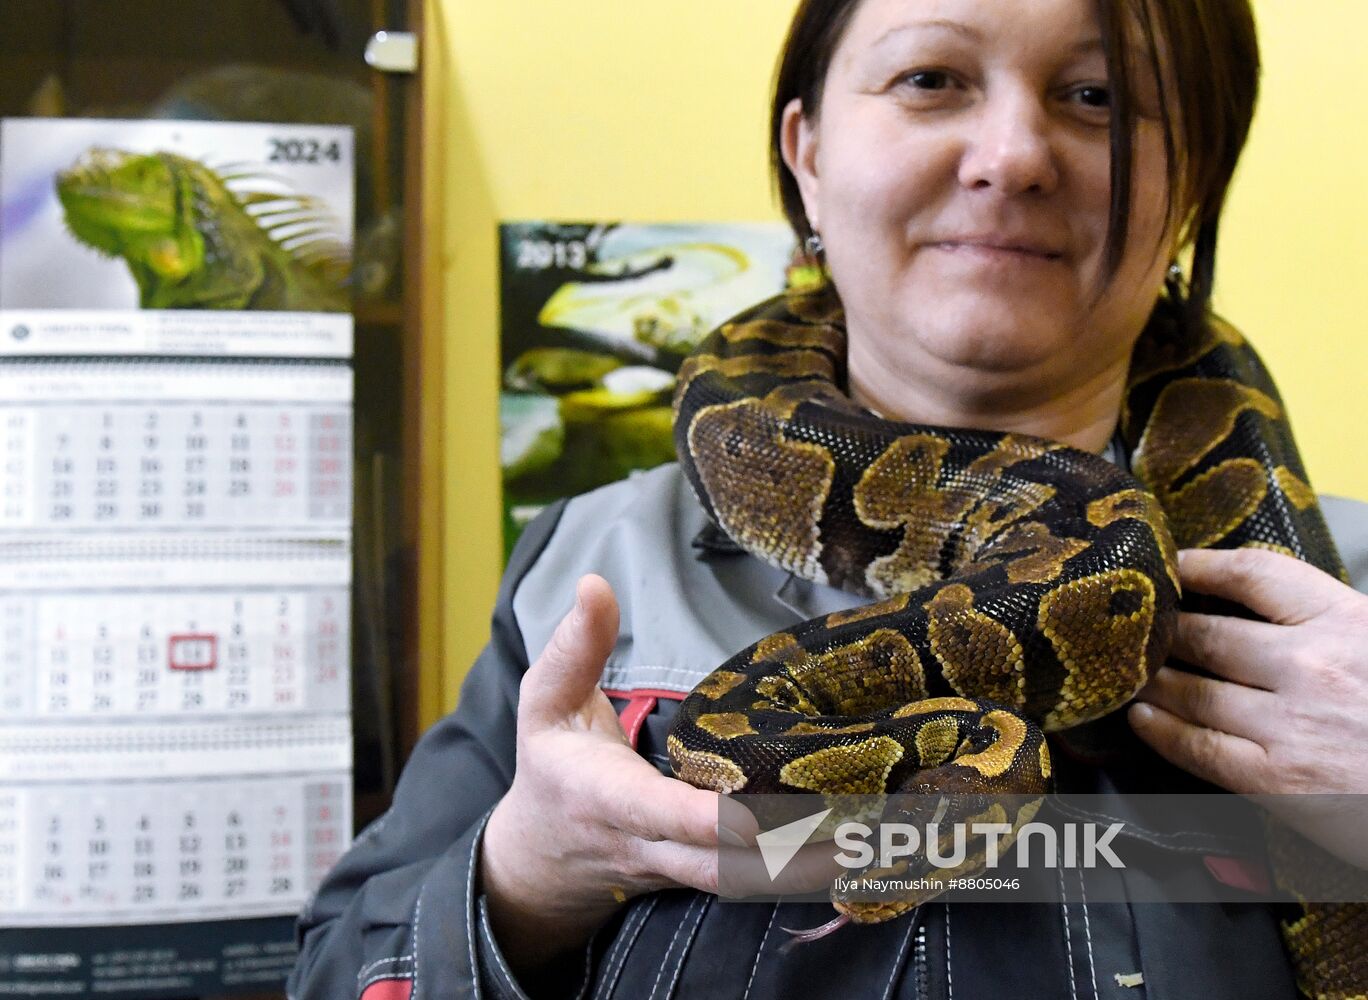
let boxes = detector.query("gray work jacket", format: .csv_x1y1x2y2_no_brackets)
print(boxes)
289,462,1368,1000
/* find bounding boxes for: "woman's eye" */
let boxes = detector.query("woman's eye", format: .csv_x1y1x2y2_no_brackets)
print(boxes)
899,70,951,91
1072,85,1111,109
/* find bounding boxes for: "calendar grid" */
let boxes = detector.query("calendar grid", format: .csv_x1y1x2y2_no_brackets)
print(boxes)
1,357,355,929
0,586,351,721
4,774,351,926
1,396,352,532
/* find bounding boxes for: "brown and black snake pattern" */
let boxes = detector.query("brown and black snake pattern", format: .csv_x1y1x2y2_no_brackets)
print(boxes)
665,282,1362,999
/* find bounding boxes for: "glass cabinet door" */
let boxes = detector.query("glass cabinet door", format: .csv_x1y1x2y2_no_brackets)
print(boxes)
0,2,424,995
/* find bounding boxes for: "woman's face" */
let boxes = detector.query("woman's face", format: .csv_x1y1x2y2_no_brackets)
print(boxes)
782,0,1179,403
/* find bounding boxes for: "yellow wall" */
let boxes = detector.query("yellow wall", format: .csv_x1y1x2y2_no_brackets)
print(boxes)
420,0,1368,722
1215,1,1368,506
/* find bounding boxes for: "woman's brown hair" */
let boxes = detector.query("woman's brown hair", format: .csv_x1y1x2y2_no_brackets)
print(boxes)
769,0,1261,326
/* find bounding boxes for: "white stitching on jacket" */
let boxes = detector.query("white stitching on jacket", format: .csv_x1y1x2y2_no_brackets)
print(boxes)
1057,854,1079,1000
412,895,425,1000
359,969,415,993
645,897,700,1000
880,910,919,1000
464,810,492,1000
741,903,780,1000
595,904,644,999
655,894,709,1000
478,898,534,1000
600,663,706,691
663,896,710,1000
594,907,635,999
572,928,597,1000
357,955,413,982
1076,867,1099,999
593,896,657,1000
945,905,955,1000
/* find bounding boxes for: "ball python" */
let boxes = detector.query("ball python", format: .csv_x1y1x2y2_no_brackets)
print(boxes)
665,281,1362,999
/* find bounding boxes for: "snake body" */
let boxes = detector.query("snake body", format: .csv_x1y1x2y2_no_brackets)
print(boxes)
665,282,1361,998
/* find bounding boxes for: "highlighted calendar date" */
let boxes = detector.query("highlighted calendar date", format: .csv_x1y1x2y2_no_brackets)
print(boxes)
167,634,217,672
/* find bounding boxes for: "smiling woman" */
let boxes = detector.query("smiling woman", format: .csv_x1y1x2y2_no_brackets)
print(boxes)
289,2,1368,999
773,0,1255,452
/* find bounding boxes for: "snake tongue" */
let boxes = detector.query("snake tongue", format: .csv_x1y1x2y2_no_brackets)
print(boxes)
778,913,851,952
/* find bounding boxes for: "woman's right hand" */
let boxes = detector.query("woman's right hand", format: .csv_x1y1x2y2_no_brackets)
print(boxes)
479,574,725,978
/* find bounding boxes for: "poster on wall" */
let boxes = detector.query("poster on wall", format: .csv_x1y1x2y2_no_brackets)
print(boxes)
0,118,354,998
498,221,804,556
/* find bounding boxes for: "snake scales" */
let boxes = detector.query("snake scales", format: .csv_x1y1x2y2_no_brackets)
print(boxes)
665,281,1362,998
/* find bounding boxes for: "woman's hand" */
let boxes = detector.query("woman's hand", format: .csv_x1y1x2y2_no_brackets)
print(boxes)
480,574,727,979
1128,547,1368,867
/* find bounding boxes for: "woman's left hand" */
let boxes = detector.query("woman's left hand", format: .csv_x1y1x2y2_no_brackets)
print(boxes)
1128,547,1368,868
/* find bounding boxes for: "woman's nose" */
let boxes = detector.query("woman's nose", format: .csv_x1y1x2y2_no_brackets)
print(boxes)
956,91,1060,197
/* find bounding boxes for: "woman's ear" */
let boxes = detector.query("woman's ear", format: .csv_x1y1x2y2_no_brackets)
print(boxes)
780,96,821,234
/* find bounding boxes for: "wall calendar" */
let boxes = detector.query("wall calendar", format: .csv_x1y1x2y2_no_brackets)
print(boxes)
0,117,355,998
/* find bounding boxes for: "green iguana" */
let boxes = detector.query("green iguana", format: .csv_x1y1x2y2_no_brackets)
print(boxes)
56,148,349,312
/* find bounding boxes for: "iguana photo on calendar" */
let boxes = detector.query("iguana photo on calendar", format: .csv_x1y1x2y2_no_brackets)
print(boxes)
0,118,354,319
54,147,350,312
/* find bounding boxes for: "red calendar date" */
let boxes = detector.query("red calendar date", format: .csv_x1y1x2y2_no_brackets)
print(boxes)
167,634,217,671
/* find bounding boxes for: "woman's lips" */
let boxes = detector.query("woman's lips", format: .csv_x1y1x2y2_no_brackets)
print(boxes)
927,240,1066,265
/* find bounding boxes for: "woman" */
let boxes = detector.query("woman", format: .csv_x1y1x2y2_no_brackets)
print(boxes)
290,0,1368,997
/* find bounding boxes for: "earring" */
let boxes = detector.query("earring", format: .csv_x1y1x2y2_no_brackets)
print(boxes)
804,232,825,258
1165,261,1186,306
